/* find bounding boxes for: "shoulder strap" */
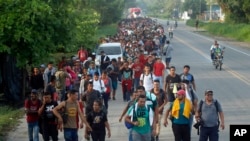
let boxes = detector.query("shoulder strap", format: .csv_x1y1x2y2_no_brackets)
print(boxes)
214,100,219,113
198,100,204,114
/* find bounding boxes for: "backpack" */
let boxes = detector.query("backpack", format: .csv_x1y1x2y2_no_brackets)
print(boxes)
141,73,153,85
55,71,64,89
198,99,220,126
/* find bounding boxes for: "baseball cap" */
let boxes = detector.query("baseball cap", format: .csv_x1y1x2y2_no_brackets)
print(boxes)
205,90,213,94
177,90,185,96
31,89,37,94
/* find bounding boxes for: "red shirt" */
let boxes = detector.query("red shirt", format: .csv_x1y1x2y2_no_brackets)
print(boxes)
139,54,146,64
132,63,144,78
153,62,165,76
78,49,88,62
25,99,41,122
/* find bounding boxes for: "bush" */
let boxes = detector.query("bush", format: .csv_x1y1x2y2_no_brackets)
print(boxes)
186,20,250,42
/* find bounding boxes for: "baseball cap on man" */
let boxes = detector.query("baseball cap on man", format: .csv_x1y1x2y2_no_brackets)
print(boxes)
177,90,185,96
31,89,37,94
205,90,213,94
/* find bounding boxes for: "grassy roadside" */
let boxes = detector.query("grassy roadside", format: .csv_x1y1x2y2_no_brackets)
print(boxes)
186,19,250,42
0,106,24,141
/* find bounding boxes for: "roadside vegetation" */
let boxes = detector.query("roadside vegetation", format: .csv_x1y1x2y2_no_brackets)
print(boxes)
186,19,250,42
0,106,24,141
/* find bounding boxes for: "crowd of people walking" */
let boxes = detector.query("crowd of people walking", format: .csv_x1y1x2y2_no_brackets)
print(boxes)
24,17,225,141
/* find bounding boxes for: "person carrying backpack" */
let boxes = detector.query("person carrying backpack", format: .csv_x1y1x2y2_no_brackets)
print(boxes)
195,90,225,141
125,94,156,141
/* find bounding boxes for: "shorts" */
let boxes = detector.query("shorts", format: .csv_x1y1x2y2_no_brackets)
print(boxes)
112,80,118,90
165,57,171,63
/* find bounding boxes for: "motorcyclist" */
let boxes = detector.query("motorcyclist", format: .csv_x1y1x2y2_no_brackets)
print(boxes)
210,41,223,63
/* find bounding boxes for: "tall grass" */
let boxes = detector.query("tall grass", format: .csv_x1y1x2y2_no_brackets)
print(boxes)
186,19,250,42
0,106,24,140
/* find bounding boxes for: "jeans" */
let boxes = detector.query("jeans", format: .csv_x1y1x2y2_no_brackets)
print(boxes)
133,78,140,90
57,89,66,101
103,92,110,110
199,126,219,141
129,129,133,141
132,130,151,141
27,121,39,141
64,128,78,141
189,114,194,135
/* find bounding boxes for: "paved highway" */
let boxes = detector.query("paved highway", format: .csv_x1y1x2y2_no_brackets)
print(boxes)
6,20,250,141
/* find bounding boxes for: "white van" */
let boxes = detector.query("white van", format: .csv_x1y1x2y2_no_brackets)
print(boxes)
95,42,123,66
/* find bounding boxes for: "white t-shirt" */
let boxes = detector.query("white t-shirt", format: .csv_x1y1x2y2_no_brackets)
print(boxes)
140,73,154,92
93,79,106,93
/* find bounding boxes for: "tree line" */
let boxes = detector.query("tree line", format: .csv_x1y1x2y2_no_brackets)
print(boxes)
0,0,129,102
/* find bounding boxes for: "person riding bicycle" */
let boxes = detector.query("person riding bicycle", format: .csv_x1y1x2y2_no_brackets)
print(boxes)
210,41,224,63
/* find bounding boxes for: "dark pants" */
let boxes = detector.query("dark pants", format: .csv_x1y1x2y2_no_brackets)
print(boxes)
172,124,190,141
42,122,58,141
199,126,219,141
122,79,132,101
102,92,110,110
91,130,106,141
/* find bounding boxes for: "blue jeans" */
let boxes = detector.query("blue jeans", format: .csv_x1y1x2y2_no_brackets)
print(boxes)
189,114,194,134
57,89,66,101
103,92,110,110
132,129,151,141
199,126,219,141
129,129,133,141
64,128,78,141
27,121,39,141
133,78,140,90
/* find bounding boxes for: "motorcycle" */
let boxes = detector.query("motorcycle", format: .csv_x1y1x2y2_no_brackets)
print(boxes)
213,47,225,71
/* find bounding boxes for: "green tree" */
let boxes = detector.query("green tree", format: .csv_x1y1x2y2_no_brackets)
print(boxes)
218,0,250,23
0,0,99,101
88,0,125,25
0,0,99,67
182,0,207,19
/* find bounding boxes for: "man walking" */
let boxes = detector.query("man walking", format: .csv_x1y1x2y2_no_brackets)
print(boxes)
164,90,192,141
24,89,41,141
53,89,92,141
195,90,225,141
38,92,58,141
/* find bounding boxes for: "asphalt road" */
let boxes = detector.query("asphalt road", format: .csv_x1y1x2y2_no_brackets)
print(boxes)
6,21,250,141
